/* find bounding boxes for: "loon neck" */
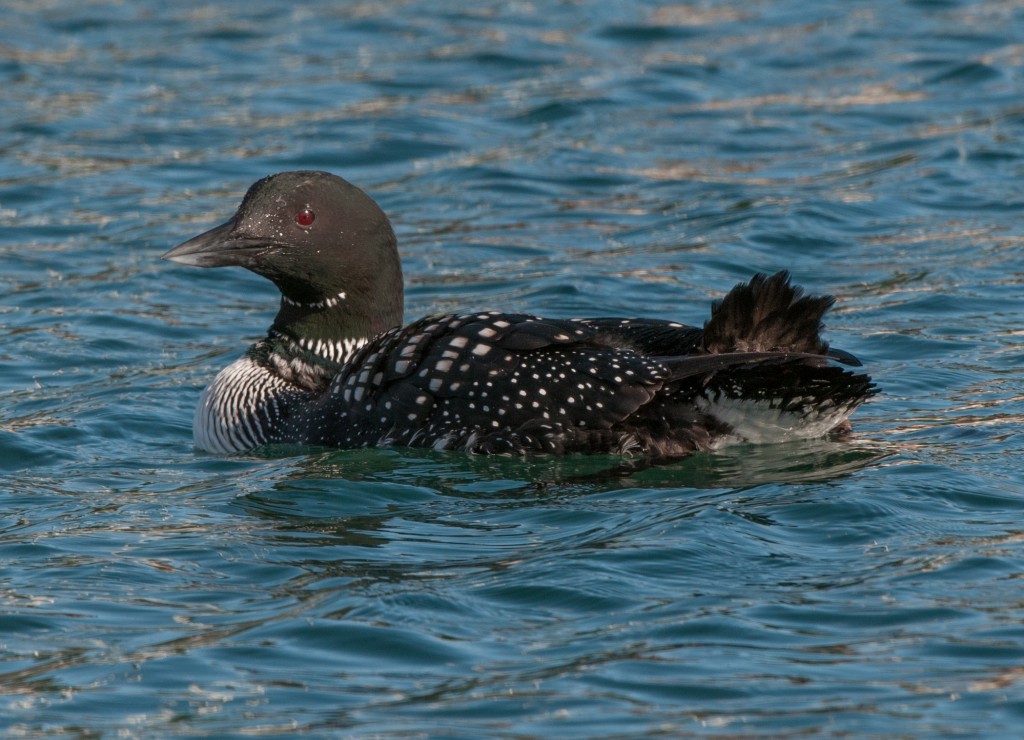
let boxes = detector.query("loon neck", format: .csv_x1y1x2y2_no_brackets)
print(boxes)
268,293,392,366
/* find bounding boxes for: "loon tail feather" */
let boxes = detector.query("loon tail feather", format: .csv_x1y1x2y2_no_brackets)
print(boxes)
701,271,834,356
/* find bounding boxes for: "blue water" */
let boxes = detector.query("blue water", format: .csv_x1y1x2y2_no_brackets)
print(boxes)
3,0,1024,735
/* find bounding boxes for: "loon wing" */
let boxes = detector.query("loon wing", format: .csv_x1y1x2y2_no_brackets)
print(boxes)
568,317,703,356
657,349,859,382
304,311,873,455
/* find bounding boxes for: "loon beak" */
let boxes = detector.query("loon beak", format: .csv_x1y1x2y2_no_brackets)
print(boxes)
163,218,267,268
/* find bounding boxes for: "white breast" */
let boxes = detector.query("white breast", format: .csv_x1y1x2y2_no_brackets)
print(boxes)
193,356,292,454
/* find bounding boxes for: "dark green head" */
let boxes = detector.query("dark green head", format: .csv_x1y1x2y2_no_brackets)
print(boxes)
164,170,404,340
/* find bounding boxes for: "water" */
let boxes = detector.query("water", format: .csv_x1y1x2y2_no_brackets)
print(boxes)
3,0,1024,735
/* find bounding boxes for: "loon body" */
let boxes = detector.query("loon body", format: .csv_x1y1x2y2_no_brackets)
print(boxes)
164,171,875,456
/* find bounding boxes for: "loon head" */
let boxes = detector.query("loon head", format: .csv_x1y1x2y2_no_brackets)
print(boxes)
164,170,404,339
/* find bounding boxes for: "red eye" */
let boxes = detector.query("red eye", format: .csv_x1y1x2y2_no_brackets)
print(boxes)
295,208,315,227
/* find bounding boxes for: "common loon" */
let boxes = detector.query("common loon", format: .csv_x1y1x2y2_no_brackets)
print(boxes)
163,170,875,456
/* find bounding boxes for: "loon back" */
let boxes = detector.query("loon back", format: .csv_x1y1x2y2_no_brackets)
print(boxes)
163,171,875,456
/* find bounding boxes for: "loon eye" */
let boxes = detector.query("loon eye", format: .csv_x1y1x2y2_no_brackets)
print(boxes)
295,208,316,228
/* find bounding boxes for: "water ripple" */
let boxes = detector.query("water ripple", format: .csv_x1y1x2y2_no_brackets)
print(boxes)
3,0,1024,736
